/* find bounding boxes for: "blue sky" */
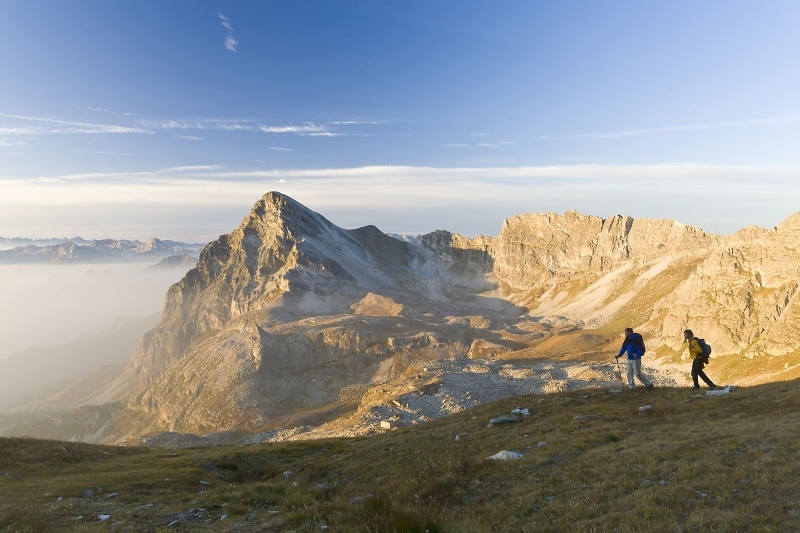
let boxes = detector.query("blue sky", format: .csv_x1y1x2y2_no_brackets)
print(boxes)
2,1,799,241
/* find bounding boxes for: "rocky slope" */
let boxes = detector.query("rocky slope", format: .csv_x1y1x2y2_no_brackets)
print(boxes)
5,192,800,444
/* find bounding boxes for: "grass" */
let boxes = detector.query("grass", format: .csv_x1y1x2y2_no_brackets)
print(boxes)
3,380,800,532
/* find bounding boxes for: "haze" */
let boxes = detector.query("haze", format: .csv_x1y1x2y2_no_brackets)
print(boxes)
0,262,186,360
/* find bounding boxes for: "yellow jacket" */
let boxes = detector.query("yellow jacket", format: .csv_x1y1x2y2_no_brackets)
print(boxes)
687,338,703,360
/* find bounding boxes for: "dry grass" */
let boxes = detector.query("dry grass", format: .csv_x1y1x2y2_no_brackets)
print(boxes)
3,380,800,532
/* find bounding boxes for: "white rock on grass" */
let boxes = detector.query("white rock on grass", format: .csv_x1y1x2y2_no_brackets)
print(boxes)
488,450,524,460
707,386,735,396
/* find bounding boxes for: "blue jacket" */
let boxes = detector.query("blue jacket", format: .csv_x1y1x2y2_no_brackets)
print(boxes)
617,334,644,360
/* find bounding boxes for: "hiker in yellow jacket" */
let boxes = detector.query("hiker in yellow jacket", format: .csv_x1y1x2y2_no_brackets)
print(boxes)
684,329,717,390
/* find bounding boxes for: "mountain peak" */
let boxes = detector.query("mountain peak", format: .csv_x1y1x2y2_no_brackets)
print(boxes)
243,191,333,240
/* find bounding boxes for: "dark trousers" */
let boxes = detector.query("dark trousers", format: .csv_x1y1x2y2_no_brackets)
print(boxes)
691,358,715,388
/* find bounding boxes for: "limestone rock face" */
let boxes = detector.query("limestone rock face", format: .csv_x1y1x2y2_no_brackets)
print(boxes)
658,213,800,357
491,211,717,291
85,192,800,441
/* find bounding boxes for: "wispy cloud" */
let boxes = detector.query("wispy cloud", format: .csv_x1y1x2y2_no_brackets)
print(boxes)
142,119,218,130
326,120,383,125
259,124,328,134
218,13,238,52
3,163,797,238
442,142,498,148
176,135,204,141
141,118,337,136
161,165,223,172
567,112,800,139
15,162,788,187
87,107,135,117
0,113,154,136
270,147,293,152
139,119,261,131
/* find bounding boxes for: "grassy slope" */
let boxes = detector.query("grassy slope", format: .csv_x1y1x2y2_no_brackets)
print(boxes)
3,381,800,532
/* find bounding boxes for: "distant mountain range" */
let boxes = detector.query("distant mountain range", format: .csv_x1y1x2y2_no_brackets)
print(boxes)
0,237,205,263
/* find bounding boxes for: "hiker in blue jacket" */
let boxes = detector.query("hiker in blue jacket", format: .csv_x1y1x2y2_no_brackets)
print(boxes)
615,328,653,390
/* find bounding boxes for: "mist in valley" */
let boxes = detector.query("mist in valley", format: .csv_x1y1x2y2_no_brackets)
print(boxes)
0,262,191,412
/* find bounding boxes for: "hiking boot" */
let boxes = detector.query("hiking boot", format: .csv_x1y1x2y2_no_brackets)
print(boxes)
646,383,653,390
708,385,716,391
692,385,700,390
628,386,635,391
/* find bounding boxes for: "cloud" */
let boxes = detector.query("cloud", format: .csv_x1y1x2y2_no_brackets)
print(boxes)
134,117,389,137
568,112,800,139
270,147,294,152
161,165,222,172
142,119,336,136
442,143,498,148
88,107,135,117
176,135,204,141
2,163,797,239
141,119,257,131
7,162,792,196
259,124,328,134
0,113,154,136
326,120,383,125
218,13,238,52
142,119,213,130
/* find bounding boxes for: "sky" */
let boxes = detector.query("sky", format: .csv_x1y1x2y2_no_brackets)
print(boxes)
2,0,800,242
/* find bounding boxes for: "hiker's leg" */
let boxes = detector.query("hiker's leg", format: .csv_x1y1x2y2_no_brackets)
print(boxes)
632,359,652,386
696,365,715,388
625,360,636,388
690,359,702,387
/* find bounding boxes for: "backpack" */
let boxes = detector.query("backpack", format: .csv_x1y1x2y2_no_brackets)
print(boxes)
629,333,646,355
696,338,712,362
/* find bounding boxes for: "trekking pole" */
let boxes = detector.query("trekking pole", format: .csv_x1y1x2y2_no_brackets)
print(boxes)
614,355,625,385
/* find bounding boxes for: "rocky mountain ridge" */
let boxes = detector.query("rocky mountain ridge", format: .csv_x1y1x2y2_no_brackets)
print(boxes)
4,192,799,444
